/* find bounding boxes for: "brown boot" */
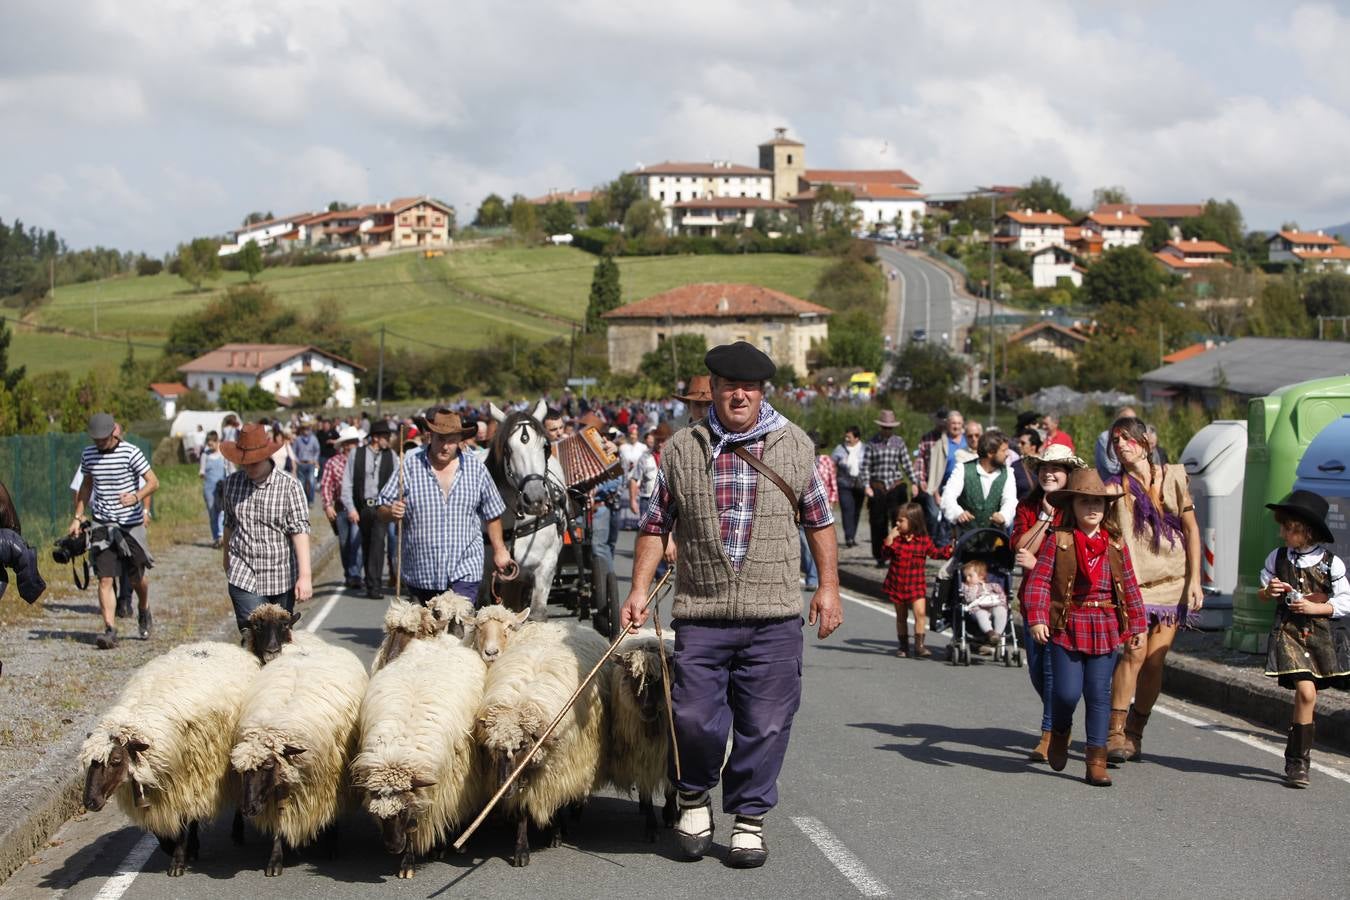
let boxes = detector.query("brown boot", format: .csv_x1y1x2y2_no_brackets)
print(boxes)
1105,709,1129,764
913,633,932,658
1047,729,1071,772
896,622,909,658
1284,722,1313,788
1029,730,1052,763
1122,705,1149,762
1084,746,1112,786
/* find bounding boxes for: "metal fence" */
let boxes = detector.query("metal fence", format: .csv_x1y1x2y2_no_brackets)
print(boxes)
0,433,152,542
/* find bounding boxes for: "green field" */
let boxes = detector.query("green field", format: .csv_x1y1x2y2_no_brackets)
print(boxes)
15,246,833,375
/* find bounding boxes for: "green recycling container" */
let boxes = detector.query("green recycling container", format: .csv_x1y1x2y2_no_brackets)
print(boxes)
1225,375,1350,653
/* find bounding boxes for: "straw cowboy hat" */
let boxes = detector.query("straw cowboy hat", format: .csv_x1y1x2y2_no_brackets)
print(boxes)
418,407,476,440
675,375,713,403
1048,469,1123,509
1266,490,1335,545
874,409,902,428
1025,444,1088,475
220,422,282,466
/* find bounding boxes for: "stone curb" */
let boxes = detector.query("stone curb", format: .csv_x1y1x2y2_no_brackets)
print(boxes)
835,561,1350,756
0,533,337,884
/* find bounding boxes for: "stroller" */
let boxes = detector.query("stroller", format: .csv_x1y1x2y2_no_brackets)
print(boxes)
929,527,1023,667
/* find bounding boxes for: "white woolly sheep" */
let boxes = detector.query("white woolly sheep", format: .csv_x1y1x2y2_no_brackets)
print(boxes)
371,593,477,674
80,641,261,877
351,634,488,879
426,590,476,639
230,633,369,876
475,621,611,867
467,603,532,663
606,638,678,842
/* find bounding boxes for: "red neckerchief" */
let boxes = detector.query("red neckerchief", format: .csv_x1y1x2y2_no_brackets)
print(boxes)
1074,528,1109,581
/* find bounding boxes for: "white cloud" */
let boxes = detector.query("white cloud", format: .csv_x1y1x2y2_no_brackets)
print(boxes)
0,74,148,125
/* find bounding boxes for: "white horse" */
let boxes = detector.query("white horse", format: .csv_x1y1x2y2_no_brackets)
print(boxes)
486,400,568,621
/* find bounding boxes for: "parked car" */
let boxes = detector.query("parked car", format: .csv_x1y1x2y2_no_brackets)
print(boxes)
911,328,928,343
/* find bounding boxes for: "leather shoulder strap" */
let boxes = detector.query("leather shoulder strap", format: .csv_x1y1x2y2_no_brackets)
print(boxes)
732,445,801,525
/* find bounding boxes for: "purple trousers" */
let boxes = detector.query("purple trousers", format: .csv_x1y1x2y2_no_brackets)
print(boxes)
671,616,803,816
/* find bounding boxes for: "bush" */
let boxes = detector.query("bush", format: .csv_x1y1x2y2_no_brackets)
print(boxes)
136,257,164,276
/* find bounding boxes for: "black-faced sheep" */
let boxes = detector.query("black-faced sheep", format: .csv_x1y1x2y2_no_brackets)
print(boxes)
230,633,369,876
474,622,610,867
467,604,531,663
240,603,302,664
80,641,260,876
351,634,488,879
606,638,678,842
371,592,476,673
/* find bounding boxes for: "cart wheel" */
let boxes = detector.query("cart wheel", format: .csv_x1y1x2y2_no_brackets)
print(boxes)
960,647,971,667
1014,649,1025,668
947,645,959,665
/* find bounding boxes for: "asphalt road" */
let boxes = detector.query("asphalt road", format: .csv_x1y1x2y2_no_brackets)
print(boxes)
6,530,1350,899
878,246,958,351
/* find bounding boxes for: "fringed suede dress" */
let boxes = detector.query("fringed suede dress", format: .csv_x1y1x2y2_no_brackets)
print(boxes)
1108,465,1196,628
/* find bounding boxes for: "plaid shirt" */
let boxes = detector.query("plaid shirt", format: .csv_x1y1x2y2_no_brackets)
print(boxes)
640,438,834,571
916,428,942,493
860,434,918,489
1022,532,1147,655
319,451,349,509
222,465,311,595
881,534,952,602
379,448,506,590
815,453,838,506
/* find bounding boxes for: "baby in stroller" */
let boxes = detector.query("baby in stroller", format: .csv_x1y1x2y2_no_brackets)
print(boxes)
961,559,1009,654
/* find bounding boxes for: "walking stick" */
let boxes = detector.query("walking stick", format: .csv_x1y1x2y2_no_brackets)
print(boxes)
452,567,674,851
394,423,406,602
652,594,682,781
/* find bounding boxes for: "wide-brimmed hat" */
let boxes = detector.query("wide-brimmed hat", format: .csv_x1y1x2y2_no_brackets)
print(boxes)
675,375,713,403
1267,490,1334,545
418,407,476,439
652,422,673,442
1048,469,1123,509
369,420,393,437
335,425,363,445
1025,444,1088,475
875,409,901,428
220,422,282,466
577,411,606,431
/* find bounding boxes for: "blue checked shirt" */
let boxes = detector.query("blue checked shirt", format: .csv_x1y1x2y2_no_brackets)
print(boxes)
379,448,506,590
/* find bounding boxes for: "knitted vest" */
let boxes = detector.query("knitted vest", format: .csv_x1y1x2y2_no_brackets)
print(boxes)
664,421,816,621
958,460,1007,527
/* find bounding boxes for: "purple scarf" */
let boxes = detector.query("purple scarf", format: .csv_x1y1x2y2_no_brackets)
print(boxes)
1110,471,1182,552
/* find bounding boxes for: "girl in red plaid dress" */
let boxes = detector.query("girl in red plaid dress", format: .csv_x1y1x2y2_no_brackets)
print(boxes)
882,502,952,658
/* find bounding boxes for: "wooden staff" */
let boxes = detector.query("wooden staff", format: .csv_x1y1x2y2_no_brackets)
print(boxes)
651,595,682,781
394,423,406,602
452,567,674,851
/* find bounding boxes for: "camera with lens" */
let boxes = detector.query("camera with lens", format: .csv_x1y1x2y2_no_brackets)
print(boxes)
52,522,90,564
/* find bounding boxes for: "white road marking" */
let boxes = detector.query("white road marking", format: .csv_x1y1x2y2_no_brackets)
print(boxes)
1151,703,1350,785
839,590,894,616
792,816,891,897
302,589,344,633
90,834,156,900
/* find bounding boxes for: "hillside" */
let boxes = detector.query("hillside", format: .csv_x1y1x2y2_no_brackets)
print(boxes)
12,247,832,376
1321,221,1350,243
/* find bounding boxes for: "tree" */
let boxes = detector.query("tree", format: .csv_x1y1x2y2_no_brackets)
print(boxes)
639,334,707,385
218,381,278,413
0,379,44,436
176,237,222,291
166,283,283,354
474,193,509,227
892,343,967,412
1247,279,1311,338
1180,199,1245,254
508,194,539,240
239,240,264,282
623,198,666,241
584,189,612,227
821,308,884,371
1142,218,1173,251
1015,176,1075,218
1002,345,1076,398
605,174,643,224
327,200,356,212
1090,186,1130,209
136,256,164,276
810,256,883,315
1076,297,1202,391
1081,245,1164,307
539,199,577,236
1303,273,1350,318
0,316,25,390
585,255,622,334
295,372,332,408
810,185,861,237
243,211,275,226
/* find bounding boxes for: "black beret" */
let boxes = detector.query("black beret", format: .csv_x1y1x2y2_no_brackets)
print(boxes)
704,341,776,382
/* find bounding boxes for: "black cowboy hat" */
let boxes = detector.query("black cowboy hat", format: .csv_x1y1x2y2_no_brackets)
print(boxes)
1266,490,1334,545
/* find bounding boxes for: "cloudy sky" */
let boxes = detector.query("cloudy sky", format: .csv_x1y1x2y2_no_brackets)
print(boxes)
3,0,1348,254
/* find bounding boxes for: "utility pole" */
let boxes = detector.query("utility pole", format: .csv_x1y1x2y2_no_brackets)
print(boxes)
988,192,996,426
667,313,678,386
49,258,54,298
376,324,385,418
1159,322,1165,366
567,323,577,383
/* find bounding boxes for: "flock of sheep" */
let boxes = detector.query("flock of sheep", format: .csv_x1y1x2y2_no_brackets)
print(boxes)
79,593,676,879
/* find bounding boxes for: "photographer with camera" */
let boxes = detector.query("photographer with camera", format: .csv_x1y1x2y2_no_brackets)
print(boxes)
70,413,158,650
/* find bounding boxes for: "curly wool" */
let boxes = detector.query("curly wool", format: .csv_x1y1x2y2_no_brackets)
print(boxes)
605,639,672,798
426,591,476,637
79,642,260,839
475,622,611,828
352,635,488,855
230,634,368,848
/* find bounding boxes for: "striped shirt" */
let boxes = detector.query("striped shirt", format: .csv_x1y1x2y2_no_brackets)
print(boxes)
379,448,506,590
221,464,311,594
80,441,151,526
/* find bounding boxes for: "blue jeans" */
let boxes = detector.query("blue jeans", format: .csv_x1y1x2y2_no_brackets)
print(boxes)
1048,643,1117,747
228,584,295,633
799,528,818,587
203,479,223,543
1024,623,1054,732
591,503,616,567
920,491,950,546
296,463,317,504
336,511,363,580
837,483,865,544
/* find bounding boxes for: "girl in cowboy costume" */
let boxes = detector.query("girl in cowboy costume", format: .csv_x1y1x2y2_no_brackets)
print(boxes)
1023,469,1146,787
1258,490,1350,788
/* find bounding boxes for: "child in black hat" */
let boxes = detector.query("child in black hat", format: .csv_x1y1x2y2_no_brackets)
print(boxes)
1258,489,1350,788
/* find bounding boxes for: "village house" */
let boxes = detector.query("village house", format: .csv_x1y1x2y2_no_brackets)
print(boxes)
1063,225,1104,259
1078,209,1150,249
1266,229,1350,274
1006,321,1090,361
218,213,316,256
148,382,191,420
1140,337,1350,408
1155,237,1232,276
178,343,365,409
632,162,775,231
219,196,455,255
1029,245,1084,288
670,197,796,236
602,283,830,376
1094,202,1203,227
995,209,1072,253
528,190,594,224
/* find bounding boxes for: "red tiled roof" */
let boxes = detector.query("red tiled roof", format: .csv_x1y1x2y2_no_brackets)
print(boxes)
1155,251,1232,270
1294,245,1350,261
672,197,794,210
1003,210,1071,226
1063,226,1103,244
804,168,920,189
178,343,365,375
1095,202,1203,220
388,196,455,215
602,284,831,320
633,161,771,176
1081,210,1150,228
366,224,394,234
149,382,190,397
1275,229,1339,246
1165,238,1231,256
